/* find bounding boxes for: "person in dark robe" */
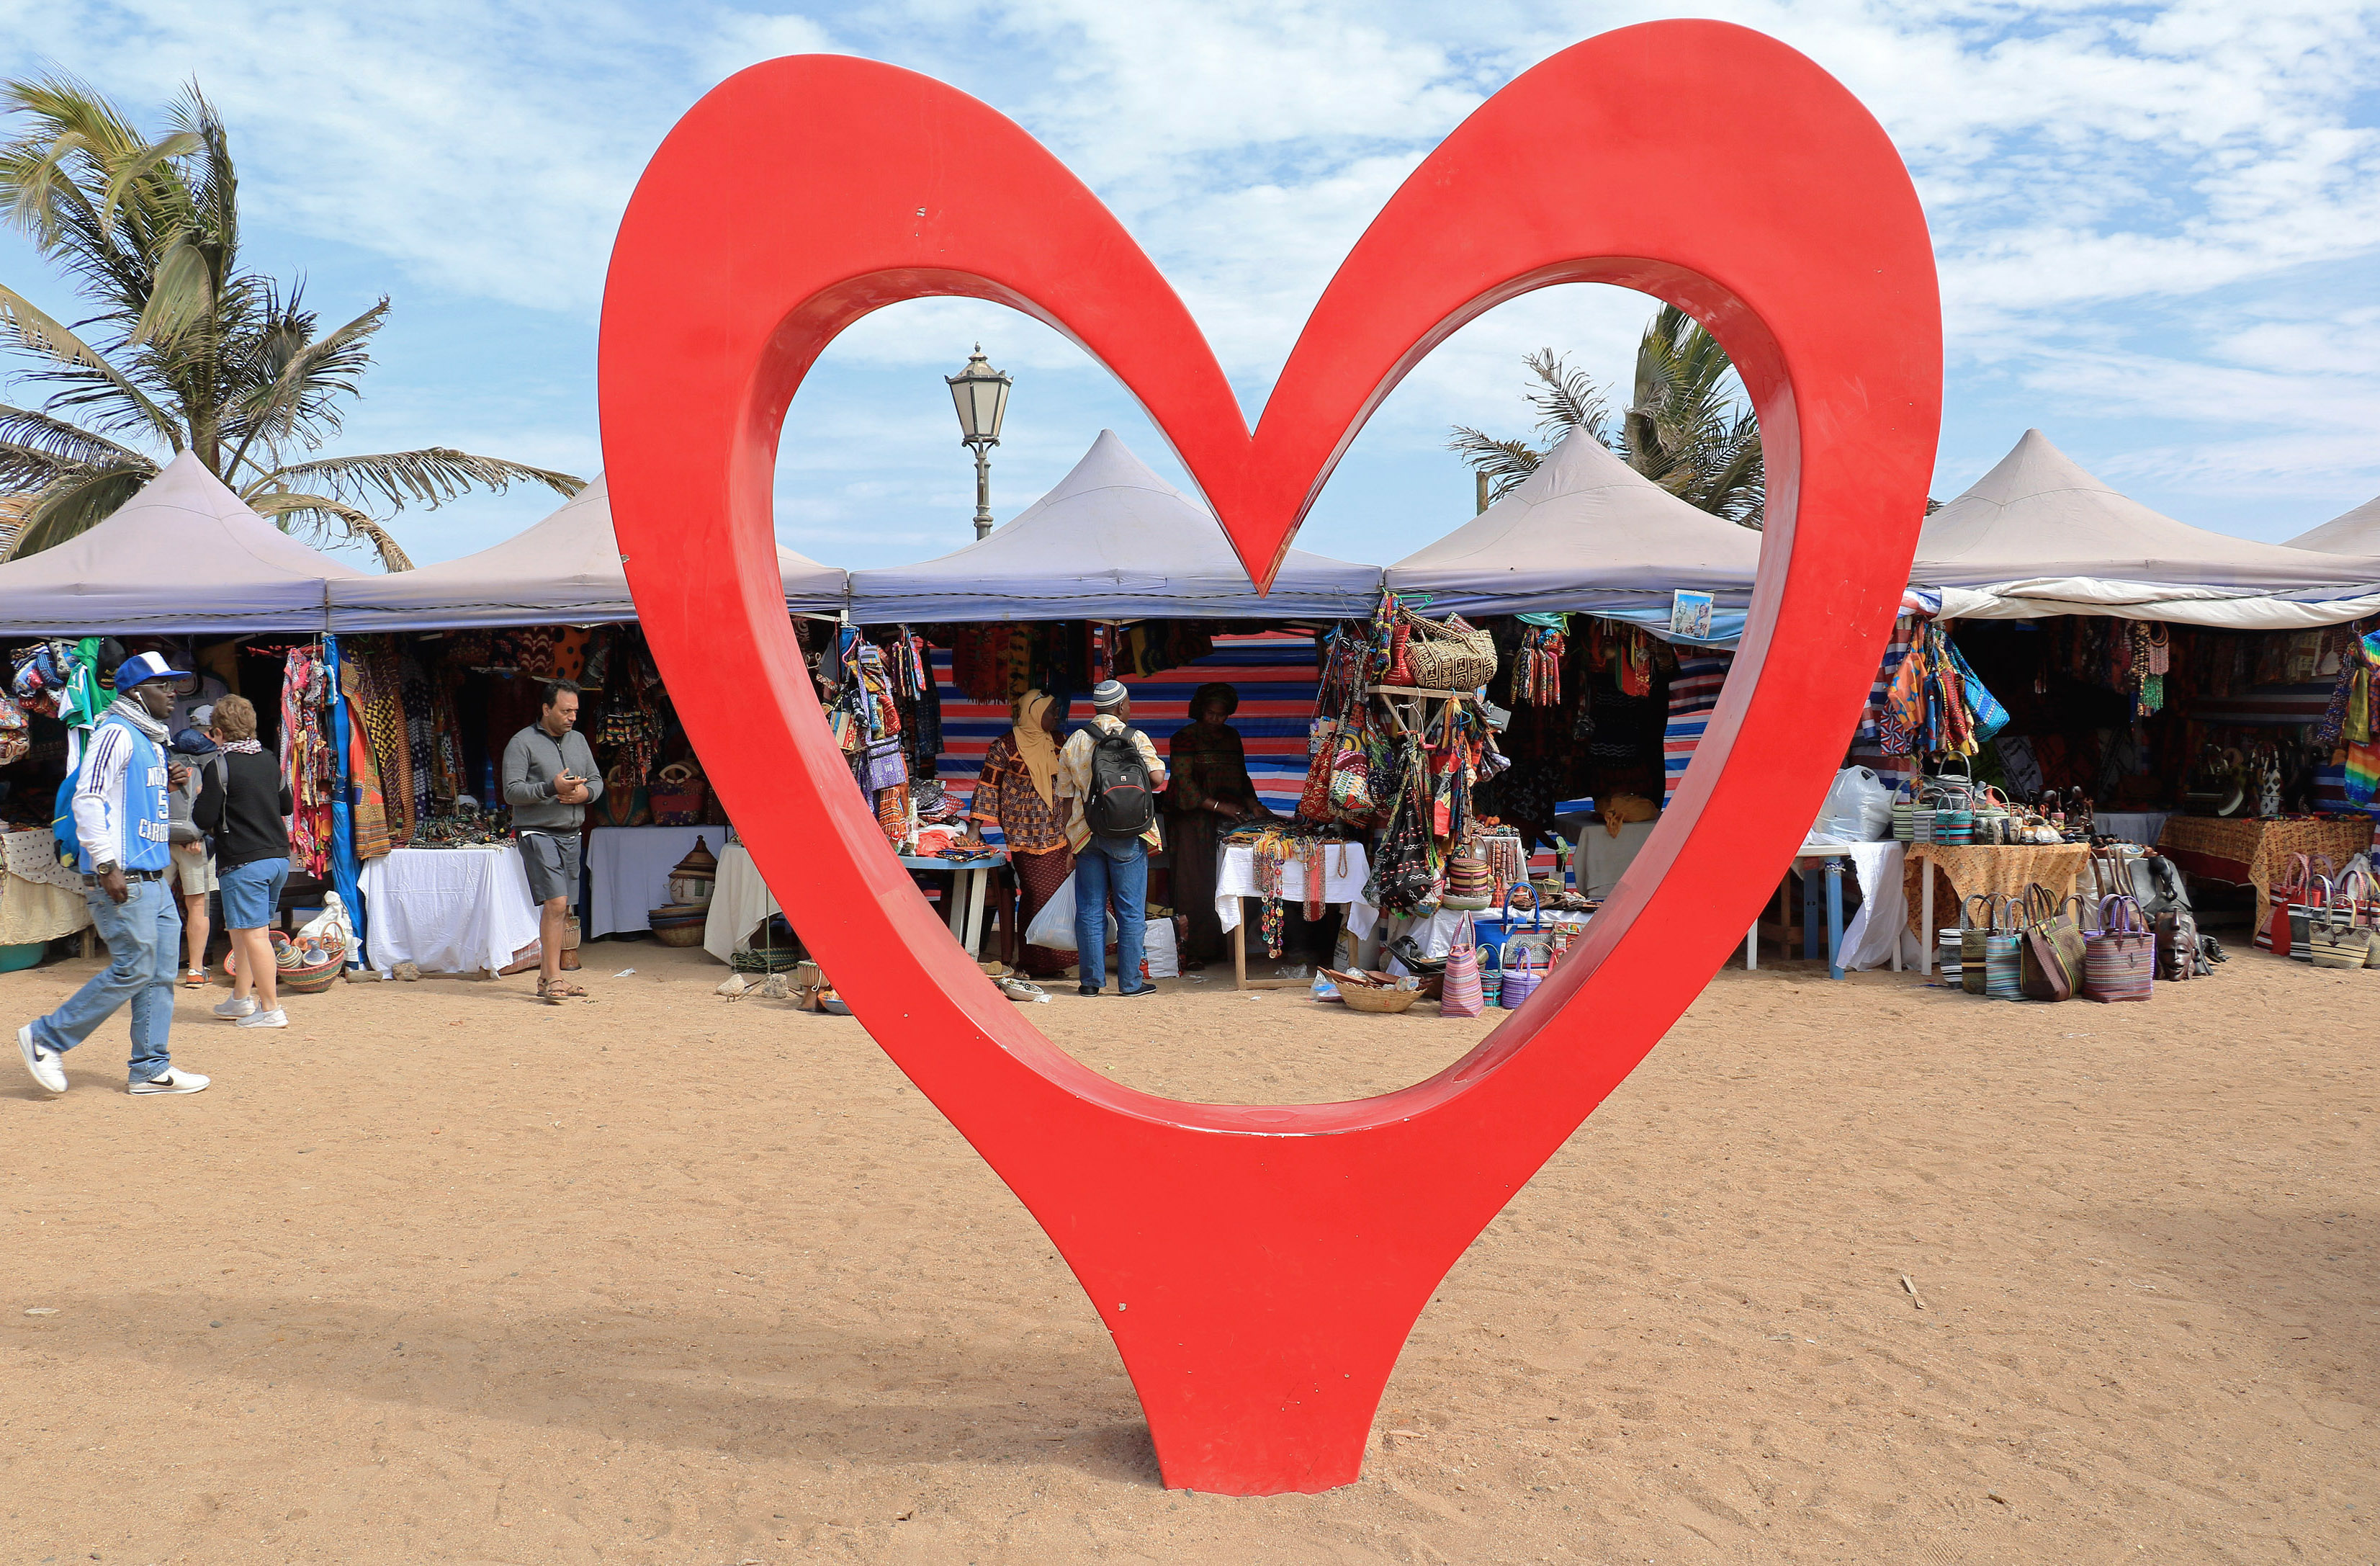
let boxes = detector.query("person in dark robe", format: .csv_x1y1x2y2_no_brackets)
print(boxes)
1164,682,1262,970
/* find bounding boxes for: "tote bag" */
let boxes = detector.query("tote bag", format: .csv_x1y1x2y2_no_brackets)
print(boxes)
2081,895,2155,1002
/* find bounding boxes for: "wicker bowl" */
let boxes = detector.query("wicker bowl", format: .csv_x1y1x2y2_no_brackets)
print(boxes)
1338,981,1422,1014
651,922,706,948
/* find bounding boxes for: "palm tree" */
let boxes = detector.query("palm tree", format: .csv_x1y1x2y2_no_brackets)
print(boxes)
1449,304,1765,527
0,77,582,568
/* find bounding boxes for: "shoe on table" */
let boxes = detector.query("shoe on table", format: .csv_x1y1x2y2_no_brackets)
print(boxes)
212,995,257,1021
17,1024,66,1094
235,1008,287,1029
129,1068,209,1095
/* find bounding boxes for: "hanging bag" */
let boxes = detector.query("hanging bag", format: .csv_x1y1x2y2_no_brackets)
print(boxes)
1399,607,1499,692
2081,895,2155,1001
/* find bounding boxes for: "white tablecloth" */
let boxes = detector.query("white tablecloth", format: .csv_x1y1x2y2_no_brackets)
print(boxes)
359,845,542,975
0,828,90,946
1813,840,1919,972
701,842,782,965
587,825,719,936
1214,841,1377,939
1391,905,1592,962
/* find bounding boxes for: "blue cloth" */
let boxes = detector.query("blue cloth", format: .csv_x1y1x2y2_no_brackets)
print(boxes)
1072,835,1149,991
220,856,289,930
32,877,179,1083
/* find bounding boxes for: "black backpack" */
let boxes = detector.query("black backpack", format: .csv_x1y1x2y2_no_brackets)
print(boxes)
1083,727,1157,840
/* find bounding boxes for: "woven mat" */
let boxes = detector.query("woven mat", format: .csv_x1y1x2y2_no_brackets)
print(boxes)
2157,815,2374,935
1903,843,2093,936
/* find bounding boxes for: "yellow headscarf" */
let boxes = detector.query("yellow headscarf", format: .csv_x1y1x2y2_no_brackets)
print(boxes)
1012,689,1061,807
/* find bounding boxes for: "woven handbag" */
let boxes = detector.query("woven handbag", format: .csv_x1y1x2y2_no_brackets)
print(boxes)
2258,852,2314,954
1401,608,1499,692
2018,884,2085,1001
1959,892,1998,995
1972,785,2012,846
2081,895,2155,1002
2304,883,2379,969
1440,921,1485,1017
1932,780,1975,847
1982,897,2026,999
1499,940,1545,1008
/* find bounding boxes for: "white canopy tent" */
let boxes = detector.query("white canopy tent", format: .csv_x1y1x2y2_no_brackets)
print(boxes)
0,451,364,635
845,429,1382,623
1916,430,2380,627
2286,493,2380,557
328,473,847,629
1385,429,1762,627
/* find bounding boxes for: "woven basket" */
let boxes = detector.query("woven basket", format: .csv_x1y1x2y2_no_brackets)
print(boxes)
1339,981,1421,1014
651,922,706,948
1402,610,1497,692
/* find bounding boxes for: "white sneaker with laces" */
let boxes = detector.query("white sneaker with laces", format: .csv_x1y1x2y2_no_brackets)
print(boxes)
17,1024,66,1094
235,1008,287,1029
129,1067,209,1095
212,995,257,1020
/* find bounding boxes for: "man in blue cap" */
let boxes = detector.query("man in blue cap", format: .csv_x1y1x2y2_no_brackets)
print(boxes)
16,650,212,1096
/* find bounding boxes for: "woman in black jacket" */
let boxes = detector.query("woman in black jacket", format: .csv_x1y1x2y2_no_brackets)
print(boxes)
193,695,294,1028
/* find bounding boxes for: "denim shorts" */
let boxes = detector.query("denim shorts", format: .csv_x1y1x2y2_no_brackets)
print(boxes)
219,857,289,931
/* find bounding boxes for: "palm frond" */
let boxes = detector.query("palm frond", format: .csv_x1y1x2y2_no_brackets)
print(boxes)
7,462,150,555
130,229,214,344
220,292,385,470
1445,426,1545,502
245,487,416,571
0,282,182,443
251,447,584,514
1520,348,1611,444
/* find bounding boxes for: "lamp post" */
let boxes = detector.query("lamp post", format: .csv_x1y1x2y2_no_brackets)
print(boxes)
946,344,1013,540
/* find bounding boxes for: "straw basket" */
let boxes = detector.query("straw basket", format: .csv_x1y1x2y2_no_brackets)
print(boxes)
1401,609,1497,692
1339,983,1421,1014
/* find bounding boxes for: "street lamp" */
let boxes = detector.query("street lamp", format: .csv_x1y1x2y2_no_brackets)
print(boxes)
946,344,1012,540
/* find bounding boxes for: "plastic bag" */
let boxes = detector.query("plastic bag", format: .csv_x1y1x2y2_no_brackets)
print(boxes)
1143,918,1179,979
1814,765,1894,843
1023,872,1118,953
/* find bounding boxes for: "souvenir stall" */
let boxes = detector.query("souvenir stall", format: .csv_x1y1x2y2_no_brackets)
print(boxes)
323,473,848,970
1382,428,1764,958
0,458,380,971
1853,431,2380,976
836,431,1384,985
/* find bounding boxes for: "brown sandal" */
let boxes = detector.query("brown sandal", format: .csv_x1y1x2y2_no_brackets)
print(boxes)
536,977,585,1003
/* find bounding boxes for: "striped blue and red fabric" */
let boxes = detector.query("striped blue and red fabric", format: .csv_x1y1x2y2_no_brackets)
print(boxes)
930,630,1321,846
1663,655,1731,807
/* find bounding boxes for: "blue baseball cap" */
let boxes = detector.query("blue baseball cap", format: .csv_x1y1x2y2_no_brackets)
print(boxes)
114,650,192,690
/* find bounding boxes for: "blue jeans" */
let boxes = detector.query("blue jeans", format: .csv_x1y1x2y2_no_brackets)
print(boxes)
32,877,178,1083
1073,836,1149,991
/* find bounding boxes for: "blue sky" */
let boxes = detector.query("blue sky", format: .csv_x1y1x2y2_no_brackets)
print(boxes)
1,0,2375,571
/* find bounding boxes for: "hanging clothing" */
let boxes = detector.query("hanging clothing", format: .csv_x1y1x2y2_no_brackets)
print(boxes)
1662,656,1730,808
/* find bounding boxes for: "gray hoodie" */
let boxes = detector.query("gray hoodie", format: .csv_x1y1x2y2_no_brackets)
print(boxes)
503,722,604,831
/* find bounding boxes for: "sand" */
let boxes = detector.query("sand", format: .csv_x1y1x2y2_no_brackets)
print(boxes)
0,939,2371,1564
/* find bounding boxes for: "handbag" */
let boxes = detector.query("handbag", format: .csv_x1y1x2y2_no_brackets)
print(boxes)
1498,939,1545,1008
1440,921,1485,1018
1362,749,1435,916
1981,897,2026,999
1399,607,1499,692
1931,779,1975,847
2018,882,2085,1001
2260,853,2320,955
649,761,711,826
1972,785,2011,846
1958,892,1998,995
2081,895,2155,1002
593,763,651,828
2303,885,2378,970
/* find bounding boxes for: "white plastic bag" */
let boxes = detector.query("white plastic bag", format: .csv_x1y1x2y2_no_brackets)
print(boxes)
1814,766,1894,843
1143,918,1179,979
1023,872,1118,953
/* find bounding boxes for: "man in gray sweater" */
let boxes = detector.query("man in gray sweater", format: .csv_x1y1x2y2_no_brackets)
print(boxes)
503,679,603,1003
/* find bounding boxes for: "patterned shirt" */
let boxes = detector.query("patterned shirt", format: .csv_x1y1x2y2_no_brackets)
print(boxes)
1056,715,1168,853
969,731,1067,856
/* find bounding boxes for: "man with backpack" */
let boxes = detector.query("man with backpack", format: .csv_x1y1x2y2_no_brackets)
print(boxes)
16,651,211,1096
1055,680,1167,998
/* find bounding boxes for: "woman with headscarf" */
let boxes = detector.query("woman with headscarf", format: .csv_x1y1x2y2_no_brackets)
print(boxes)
969,689,1074,978
1165,681,1262,970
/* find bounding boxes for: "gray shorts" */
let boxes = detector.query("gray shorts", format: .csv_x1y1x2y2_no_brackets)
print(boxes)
516,831,582,906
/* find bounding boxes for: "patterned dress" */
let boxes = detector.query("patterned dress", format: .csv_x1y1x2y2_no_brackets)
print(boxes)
971,730,1074,977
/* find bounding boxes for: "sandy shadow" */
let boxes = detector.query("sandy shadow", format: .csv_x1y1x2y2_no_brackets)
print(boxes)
22,1291,1166,1485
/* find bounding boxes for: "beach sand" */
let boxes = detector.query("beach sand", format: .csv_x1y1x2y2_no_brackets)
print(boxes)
0,940,2369,1563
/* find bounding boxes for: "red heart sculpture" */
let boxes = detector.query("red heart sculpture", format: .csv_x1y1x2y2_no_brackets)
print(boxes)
598,20,1939,1495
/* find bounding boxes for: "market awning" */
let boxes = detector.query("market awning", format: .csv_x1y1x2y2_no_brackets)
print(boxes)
845,429,1383,622
2286,493,2380,556
328,473,847,629
1383,429,1763,623
1916,430,2380,626
0,451,364,636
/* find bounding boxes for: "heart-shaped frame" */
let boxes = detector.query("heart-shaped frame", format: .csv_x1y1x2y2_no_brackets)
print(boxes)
598,20,1939,1495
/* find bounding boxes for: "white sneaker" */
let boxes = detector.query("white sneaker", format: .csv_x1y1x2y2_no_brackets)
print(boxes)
212,995,257,1021
235,1008,287,1029
129,1068,209,1095
17,1024,66,1094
